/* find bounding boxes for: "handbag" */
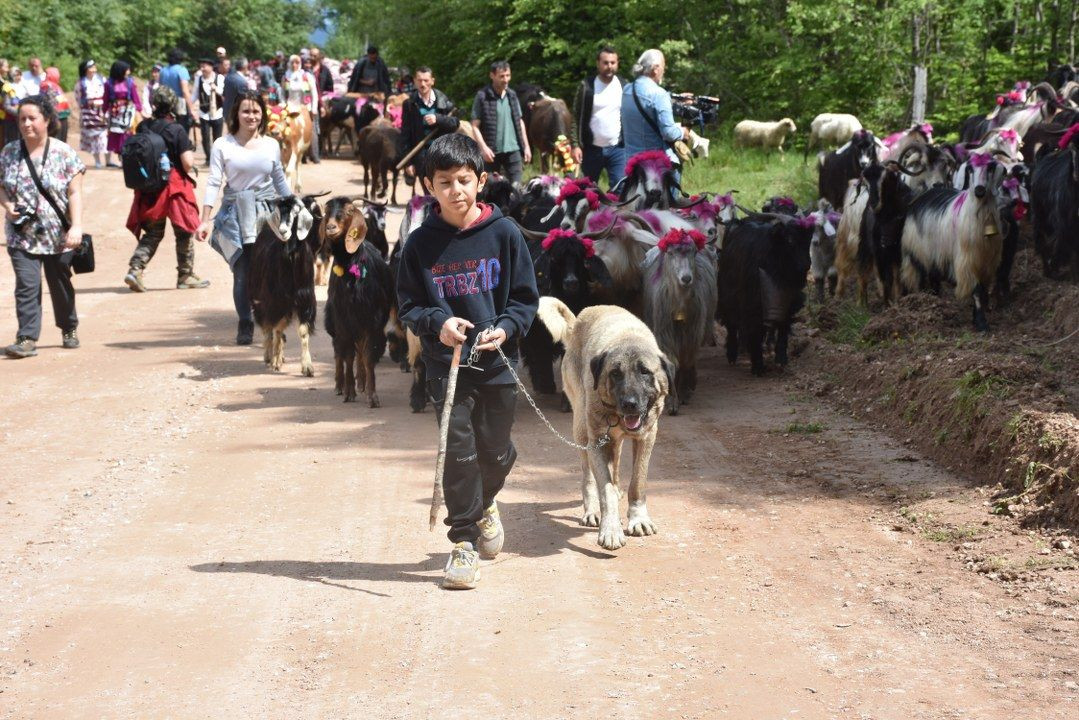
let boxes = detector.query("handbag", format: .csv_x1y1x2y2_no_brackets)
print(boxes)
632,80,693,165
21,139,95,274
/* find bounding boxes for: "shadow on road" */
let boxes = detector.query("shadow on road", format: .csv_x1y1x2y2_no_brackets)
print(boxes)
188,501,615,594
189,557,437,595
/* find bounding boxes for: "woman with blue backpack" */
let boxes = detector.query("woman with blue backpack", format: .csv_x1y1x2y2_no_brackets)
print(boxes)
122,85,207,292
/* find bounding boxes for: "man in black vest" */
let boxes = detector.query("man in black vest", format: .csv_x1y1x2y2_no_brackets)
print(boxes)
570,46,627,189
347,45,391,96
470,60,531,186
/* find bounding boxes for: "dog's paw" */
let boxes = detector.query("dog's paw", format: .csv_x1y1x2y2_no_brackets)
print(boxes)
597,523,626,550
626,515,657,537
580,511,600,527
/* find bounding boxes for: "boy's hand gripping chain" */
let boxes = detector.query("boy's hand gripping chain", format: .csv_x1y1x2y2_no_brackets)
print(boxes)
429,332,612,530
430,341,463,531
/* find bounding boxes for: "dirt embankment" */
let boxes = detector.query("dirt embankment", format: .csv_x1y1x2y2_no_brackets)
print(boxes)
798,248,1079,534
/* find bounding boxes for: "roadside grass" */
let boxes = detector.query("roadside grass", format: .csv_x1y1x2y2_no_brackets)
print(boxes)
826,301,874,346
681,133,817,207
522,129,816,209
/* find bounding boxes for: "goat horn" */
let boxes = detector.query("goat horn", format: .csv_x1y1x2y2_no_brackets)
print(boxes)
508,218,550,242
621,213,658,233
305,191,332,199
884,159,921,176
580,217,620,240
673,194,709,209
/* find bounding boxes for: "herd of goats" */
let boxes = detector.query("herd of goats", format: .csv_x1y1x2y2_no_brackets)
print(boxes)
247,75,1079,416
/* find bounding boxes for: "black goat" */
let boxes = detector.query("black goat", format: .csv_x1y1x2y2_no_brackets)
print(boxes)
861,163,915,305
514,225,613,396
323,200,394,406
719,218,813,376
1031,135,1079,280
818,130,879,209
512,175,564,231
480,173,521,215
247,195,320,376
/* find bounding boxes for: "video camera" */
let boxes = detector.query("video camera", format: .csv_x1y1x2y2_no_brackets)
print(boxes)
670,92,721,132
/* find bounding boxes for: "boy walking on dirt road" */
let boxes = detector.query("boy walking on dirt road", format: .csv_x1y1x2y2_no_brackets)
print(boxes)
396,134,538,590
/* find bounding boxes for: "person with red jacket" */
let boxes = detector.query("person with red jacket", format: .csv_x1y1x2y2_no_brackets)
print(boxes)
123,85,208,292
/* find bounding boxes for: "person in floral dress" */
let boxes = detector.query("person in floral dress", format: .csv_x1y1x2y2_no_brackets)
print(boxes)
0,95,86,358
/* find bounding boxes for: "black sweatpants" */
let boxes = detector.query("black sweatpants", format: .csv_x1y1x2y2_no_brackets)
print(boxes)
199,117,223,162
7,247,77,341
428,376,519,544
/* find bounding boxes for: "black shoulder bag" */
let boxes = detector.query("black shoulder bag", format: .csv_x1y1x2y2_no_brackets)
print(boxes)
631,80,692,165
21,139,94,274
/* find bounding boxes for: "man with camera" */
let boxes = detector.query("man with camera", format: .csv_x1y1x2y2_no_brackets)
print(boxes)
570,46,627,189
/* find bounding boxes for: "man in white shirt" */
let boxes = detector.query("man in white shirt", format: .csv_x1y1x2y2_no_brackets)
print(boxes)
20,57,46,97
570,46,627,189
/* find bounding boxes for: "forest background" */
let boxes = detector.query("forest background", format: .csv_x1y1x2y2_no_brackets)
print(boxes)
2,0,1077,135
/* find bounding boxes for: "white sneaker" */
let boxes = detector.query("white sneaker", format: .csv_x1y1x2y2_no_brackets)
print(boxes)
476,502,504,560
442,542,480,590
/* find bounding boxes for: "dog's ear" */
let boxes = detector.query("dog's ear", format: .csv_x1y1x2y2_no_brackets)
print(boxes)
590,351,609,391
659,353,675,393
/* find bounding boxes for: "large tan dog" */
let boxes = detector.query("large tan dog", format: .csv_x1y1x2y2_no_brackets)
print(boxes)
537,297,673,551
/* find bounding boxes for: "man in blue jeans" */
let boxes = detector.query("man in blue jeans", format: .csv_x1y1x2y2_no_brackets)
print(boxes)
570,46,627,190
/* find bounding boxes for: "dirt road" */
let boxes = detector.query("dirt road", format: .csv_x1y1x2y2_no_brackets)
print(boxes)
1,154,1075,719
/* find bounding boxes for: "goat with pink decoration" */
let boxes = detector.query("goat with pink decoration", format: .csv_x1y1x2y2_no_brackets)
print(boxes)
641,228,718,414
900,152,1011,330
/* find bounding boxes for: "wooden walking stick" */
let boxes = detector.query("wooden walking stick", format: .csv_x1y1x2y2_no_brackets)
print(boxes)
430,341,464,530
397,133,434,172
397,108,461,172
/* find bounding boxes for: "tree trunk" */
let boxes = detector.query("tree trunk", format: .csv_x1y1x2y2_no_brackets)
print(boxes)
1070,0,1077,60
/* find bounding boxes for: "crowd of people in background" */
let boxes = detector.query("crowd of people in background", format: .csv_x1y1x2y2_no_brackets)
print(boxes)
1,41,689,359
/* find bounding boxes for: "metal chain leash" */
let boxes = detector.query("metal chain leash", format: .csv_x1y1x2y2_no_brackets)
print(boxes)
470,340,611,452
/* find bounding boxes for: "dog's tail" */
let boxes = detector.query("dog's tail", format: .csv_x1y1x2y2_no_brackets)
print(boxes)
535,296,576,344
406,329,421,367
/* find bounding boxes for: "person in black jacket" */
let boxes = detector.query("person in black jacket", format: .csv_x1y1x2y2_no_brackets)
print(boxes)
470,61,531,186
347,45,391,96
399,67,459,190
570,46,627,189
397,133,538,590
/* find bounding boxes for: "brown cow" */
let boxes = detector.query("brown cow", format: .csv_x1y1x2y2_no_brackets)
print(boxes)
528,96,573,174
267,105,314,193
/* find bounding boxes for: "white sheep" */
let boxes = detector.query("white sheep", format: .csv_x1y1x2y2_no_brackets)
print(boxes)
733,118,798,153
805,113,863,158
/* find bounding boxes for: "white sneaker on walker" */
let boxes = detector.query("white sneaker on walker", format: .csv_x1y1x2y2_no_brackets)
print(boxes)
476,502,504,560
442,542,480,590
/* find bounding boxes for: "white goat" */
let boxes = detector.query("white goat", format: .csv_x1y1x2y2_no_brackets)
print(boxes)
900,153,1006,331
733,118,798,153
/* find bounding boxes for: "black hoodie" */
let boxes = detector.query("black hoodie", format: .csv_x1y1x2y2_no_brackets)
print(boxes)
397,204,538,384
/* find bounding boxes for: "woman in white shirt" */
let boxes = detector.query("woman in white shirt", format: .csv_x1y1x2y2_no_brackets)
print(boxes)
195,90,291,345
